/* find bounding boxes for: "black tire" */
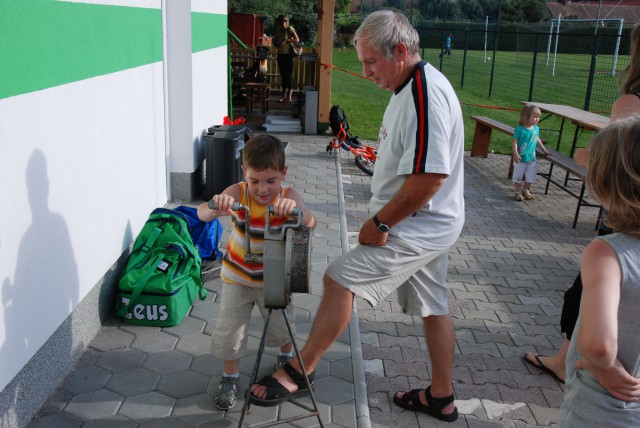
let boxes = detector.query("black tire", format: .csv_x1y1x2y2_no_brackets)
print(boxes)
355,155,374,176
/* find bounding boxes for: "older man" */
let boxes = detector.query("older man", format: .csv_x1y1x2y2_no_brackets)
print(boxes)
251,10,465,422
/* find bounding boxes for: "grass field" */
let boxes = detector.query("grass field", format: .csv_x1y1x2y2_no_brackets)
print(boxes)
329,47,625,155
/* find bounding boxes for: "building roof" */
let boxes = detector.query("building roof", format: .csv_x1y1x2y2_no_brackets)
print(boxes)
547,2,640,25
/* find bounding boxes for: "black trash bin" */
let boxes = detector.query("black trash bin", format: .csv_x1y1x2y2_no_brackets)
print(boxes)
203,125,246,200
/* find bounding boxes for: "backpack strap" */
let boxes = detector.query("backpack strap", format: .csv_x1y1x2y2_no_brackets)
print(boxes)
116,252,166,317
129,226,162,266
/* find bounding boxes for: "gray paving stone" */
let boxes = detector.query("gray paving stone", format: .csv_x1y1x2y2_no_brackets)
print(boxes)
329,356,354,383
132,331,178,353
482,399,536,425
474,331,515,346
90,328,135,352
26,412,82,428
97,348,146,372
361,344,402,362
278,397,331,426
164,393,220,425
81,415,138,428
35,387,72,415
457,341,502,358
530,403,560,426
156,370,209,398
383,360,429,380
65,389,123,420
61,365,112,394
163,315,206,336
106,368,160,396
189,301,219,322
139,417,191,427
143,349,193,374
119,391,175,422
176,333,213,355
365,372,411,395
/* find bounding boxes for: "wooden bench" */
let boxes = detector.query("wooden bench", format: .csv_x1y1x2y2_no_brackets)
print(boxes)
535,148,600,228
470,115,515,158
470,115,524,179
468,115,600,228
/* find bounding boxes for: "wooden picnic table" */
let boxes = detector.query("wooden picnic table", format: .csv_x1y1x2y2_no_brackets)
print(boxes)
522,101,610,157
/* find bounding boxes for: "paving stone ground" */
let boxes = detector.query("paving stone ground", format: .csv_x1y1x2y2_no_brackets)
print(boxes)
339,148,597,428
27,131,598,428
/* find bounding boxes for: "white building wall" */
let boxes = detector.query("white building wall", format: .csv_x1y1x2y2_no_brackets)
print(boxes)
0,1,228,422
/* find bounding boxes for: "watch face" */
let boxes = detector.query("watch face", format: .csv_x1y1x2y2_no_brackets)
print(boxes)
377,224,390,233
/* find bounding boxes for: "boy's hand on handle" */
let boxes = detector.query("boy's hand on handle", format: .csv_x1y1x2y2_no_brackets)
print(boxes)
210,194,236,216
272,198,297,217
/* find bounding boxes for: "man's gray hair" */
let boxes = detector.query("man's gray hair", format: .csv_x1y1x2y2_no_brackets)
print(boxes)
353,10,419,60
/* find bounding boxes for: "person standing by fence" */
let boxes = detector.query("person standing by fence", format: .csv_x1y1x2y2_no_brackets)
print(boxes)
273,15,299,103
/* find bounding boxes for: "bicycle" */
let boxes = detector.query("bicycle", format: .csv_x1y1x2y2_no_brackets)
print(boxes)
326,123,377,176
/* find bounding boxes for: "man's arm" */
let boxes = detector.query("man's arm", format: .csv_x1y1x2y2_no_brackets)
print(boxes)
358,172,446,246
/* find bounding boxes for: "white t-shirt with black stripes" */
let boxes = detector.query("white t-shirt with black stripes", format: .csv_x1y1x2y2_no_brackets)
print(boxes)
371,61,465,250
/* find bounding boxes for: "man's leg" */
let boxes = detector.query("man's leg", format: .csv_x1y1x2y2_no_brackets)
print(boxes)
251,275,354,398
425,314,456,408
395,313,456,417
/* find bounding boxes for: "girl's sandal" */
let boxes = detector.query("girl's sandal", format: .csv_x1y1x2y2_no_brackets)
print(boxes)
393,386,458,422
249,363,315,407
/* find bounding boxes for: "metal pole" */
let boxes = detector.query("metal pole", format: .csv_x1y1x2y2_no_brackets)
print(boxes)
612,18,624,76
461,28,469,87
546,18,554,66
488,0,502,97
584,35,601,111
552,14,561,77
528,32,540,101
484,16,488,63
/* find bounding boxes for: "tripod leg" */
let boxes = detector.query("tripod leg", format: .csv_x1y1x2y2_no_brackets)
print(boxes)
238,309,273,428
282,309,324,428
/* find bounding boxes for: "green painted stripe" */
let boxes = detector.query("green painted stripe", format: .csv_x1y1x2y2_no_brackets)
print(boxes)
1,1,226,100
192,12,227,53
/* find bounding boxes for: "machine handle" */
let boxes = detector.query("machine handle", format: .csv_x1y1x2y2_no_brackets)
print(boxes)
208,200,244,211
268,206,301,216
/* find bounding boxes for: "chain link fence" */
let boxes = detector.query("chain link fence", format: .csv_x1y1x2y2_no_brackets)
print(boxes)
416,26,632,114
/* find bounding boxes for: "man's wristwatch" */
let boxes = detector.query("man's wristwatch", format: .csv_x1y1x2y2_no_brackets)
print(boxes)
373,214,390,233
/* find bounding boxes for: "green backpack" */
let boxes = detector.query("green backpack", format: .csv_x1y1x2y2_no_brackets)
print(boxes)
116,208,207,326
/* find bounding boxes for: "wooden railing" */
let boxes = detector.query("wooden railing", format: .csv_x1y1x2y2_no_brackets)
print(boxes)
230,46,318,95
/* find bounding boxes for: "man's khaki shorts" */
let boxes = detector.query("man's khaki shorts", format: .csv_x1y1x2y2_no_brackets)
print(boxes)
325,236,450,317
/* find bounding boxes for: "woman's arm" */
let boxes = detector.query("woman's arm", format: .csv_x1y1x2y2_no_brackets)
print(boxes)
288,27,299,44
577,238,621,368
611,93,640,122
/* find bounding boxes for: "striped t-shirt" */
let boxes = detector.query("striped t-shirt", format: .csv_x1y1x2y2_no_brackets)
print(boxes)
220,182,291,287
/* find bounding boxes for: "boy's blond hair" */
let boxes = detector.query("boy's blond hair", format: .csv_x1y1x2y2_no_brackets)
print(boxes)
242,134,286,172
518,104,541,126
587,118,640,237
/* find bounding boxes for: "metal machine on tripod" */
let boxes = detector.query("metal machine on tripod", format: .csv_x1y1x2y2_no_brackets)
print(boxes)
209,200,323,428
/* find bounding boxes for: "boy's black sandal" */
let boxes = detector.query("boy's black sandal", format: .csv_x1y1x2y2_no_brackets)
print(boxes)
393,386,458,422
249,362,314,407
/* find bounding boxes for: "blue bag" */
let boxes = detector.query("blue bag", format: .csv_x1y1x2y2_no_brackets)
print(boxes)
174,206,223,261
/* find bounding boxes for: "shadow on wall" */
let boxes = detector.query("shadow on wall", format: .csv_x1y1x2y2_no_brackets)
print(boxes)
0,149,81,427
